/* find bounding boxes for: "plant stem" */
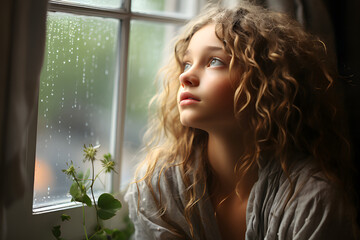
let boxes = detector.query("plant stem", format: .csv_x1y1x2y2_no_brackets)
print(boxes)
94,168,106,182
82,204,89,240
90,159,100,228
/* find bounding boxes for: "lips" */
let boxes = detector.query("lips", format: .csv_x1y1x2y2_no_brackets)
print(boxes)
179,92,200,106
180,92,200,102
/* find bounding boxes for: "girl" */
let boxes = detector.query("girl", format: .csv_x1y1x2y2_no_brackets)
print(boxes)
125,2,358,239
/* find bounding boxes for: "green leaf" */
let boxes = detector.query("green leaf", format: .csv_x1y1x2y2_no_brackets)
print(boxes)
90,231,108,240
98,193,122,210
83,193,92,207
52,225,61,238
103,228,114,235
61,214,71,222
77,171,84,180
97,193,122,220
109,229,126,240
69,182,81,199
69,182,92,206
97,208,116,220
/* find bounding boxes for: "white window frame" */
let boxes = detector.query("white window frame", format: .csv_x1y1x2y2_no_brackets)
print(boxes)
5,0,207,239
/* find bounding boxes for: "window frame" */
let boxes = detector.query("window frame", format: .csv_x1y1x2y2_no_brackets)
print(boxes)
37,0,201,212
5,0,206,239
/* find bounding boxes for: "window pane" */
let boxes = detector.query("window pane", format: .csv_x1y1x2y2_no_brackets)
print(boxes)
121,20,180,189
53,0,123,9
33,12,120,211
131,0,198,18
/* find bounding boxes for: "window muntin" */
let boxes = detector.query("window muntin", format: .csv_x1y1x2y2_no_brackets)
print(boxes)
33,12,120,211
52,0,124,9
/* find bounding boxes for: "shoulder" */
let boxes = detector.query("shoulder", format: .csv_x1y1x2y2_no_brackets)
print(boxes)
256,157,357,239
124,162,189,239
125,161,184,211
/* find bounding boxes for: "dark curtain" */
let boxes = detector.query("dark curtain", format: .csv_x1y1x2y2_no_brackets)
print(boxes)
0,0,48,239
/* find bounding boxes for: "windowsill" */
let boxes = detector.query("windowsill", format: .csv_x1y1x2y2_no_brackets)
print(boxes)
33,201,84,215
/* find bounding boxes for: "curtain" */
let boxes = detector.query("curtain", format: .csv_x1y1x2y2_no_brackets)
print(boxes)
0,0,48,239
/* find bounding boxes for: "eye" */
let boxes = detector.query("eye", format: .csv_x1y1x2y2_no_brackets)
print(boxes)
183,63,191,72
209,58,224,67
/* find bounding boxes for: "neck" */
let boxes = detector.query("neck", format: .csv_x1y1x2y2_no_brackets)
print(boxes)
207,130,258,197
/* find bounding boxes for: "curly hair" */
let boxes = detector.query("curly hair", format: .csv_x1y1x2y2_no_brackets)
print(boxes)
135,1,355,238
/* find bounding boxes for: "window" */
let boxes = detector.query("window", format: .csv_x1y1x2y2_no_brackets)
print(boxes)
33,0,204,214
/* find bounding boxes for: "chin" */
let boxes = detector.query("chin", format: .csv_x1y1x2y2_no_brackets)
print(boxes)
179,117,206,132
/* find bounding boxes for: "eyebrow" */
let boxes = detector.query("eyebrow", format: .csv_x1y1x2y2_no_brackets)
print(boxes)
183,46,226,58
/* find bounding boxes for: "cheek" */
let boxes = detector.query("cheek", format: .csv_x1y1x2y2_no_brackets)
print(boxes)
208,80,235,107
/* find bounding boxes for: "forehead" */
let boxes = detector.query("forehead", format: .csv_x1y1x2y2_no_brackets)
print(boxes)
186,24,224,53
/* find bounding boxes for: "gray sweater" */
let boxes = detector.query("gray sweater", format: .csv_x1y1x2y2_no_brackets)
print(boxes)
125,157,356,239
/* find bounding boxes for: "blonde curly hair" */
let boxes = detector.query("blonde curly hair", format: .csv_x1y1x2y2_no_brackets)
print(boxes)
135,1,354,238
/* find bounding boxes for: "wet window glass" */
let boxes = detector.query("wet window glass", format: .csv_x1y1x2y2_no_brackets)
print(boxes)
33,12,119,211
131,0,198,18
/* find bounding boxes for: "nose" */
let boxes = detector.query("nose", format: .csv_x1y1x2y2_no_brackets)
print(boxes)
179,67,200,87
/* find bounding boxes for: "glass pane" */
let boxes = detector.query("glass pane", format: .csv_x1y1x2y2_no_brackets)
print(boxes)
121,20,180,189
131,0,198,18
33,12,120,211
53,0,123,9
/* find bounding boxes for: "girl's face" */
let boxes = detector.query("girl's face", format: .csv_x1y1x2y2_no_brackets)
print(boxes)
177,24,237,133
